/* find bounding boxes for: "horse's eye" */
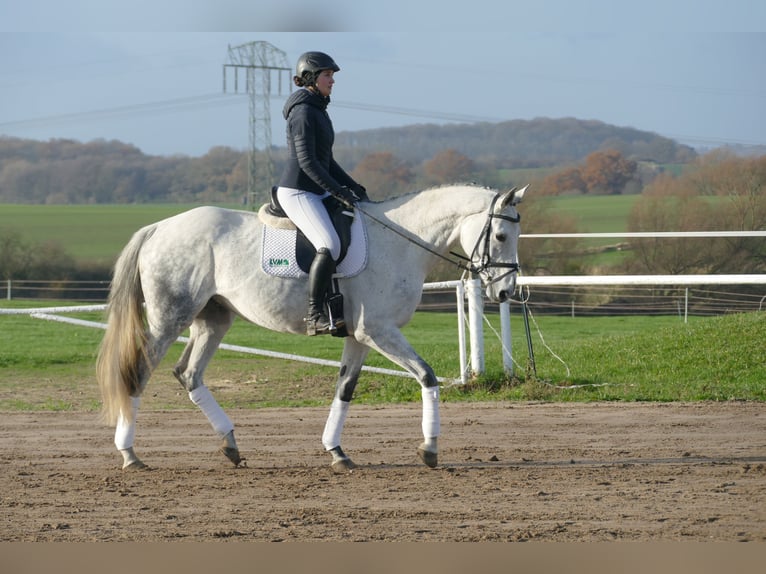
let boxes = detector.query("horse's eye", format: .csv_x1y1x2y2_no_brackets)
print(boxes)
495,233,507,242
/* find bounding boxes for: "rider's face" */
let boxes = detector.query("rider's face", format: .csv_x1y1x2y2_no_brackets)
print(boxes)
314,69,335,97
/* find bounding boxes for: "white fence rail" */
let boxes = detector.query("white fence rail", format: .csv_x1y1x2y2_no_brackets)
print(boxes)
3,231,764,384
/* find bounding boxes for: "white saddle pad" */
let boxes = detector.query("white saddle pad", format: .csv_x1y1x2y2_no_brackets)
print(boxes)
260,210,368,279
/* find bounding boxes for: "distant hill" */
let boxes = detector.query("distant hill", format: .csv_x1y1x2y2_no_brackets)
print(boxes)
333,117,697,168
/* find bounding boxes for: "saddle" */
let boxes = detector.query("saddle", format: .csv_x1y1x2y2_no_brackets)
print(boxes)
261,187,355,273
258,188,369,338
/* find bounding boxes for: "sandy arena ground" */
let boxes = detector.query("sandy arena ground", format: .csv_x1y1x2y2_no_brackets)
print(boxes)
0,401,764,542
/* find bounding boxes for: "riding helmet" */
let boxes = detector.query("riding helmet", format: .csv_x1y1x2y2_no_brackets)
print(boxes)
294,51,340,87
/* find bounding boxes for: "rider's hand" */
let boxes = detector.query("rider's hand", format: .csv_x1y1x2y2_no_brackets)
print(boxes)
352,184,369,202
336,186,358,207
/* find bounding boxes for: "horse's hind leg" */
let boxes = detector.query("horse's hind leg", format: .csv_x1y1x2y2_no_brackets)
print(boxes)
173,298,242,466
116,326,182,470
323,337,369,473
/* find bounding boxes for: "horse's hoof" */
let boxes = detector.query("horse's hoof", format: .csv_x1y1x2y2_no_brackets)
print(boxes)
330,457,357,474
220,446,244,467
122,460,148,471
417,446,438,468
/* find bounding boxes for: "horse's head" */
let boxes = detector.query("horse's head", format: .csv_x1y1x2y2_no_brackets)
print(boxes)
461,185,527,302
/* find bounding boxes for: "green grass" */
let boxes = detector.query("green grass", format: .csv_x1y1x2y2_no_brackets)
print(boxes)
1,300,763,411
473,311,765,402
0,203,239,266
541,194,640,233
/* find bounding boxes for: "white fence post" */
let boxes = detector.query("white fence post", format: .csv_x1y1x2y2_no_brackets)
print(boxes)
6,279,10,301
466,277,484,375
499,301,513,375
455,281,468,384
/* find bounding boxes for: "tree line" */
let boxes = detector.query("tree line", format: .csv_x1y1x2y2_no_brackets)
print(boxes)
0,117,695,205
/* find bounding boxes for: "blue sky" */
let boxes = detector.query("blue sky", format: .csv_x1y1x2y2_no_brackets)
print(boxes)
1,1,764,156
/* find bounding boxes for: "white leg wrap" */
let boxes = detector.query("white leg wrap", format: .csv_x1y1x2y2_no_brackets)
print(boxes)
322,398,350,451
114,396,141,451
189,385,234,438
421,386,441,439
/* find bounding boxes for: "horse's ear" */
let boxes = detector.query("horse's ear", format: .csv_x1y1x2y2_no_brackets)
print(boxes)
499,184,529,209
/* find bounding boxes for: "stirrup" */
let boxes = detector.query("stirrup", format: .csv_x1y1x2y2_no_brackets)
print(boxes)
306,312,333,336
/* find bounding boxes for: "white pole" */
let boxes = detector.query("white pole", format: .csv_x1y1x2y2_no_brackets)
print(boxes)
685,288,689,324
499,301,512,375
30,312,459,383
466,277,485,375
6,279,10,301
455,281,468,384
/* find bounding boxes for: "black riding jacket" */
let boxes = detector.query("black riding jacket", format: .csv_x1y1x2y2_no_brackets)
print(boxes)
278,88,358,198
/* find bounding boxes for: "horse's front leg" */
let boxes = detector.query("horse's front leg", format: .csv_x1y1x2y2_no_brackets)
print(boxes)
323,337,369,473
361,328,441,469
418,385,440,468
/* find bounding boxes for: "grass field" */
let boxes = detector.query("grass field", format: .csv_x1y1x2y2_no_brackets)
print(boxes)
541,194,640,232
1,299,763,412
0,203,232,265
1,195,638,266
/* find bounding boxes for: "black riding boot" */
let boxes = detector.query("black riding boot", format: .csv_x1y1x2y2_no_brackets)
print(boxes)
306,247,335,336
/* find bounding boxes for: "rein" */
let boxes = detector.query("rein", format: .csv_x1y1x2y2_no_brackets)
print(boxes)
350,201,471,272
350,191,520,280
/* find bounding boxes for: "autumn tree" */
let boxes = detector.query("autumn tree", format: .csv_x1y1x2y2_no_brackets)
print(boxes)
0,230,28,279
687,151,766,273
539,166,586,195
581,149,637,194
515,196,586,277
422,149,475,186
350,152,414,200
626,174,715,274
625,152,766,275
0,229,74,280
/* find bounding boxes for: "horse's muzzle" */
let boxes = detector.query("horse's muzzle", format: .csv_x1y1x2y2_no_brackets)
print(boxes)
488,273,517,303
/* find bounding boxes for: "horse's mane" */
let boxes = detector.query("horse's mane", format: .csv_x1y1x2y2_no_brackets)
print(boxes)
373,183,496,206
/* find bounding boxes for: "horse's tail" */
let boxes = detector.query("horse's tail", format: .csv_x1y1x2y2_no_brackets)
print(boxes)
96,224,157,426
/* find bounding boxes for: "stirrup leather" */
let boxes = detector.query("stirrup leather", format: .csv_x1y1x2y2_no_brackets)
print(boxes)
326,291,347,337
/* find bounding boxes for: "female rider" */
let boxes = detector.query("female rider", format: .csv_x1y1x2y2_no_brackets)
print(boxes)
276,51,367,336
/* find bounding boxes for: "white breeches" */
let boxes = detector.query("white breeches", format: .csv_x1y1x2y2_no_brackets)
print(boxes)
276,186,341,261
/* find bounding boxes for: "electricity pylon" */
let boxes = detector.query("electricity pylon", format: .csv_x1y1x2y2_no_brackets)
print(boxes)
223,41,292,208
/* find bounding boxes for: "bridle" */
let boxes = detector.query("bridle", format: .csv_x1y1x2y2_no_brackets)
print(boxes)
352,190,521,284
455,192,521,285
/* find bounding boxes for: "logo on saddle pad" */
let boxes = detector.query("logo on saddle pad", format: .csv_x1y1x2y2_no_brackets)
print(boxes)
259,205,368,279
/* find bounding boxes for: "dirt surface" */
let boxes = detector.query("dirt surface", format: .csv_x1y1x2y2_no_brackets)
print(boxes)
0,401,764,542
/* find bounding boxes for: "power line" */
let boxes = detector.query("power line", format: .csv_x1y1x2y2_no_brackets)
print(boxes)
0,94,240,129
1,92,764,149
0,93,498,129
332,101,502,123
